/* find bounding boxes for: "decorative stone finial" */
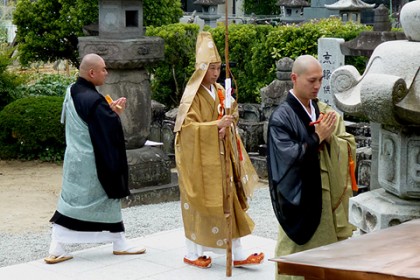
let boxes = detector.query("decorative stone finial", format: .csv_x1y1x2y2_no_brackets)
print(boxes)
400,0,420,41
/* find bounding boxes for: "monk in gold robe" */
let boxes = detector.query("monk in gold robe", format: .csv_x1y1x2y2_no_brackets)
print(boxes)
174,32,264,269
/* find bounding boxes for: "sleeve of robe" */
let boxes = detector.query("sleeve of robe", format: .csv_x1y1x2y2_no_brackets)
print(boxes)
176,93,225,215
88,99,130,199
267,104,320,205
318,102,357,240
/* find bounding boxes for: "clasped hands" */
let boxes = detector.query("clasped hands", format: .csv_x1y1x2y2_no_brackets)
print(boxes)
313,111,336,143
217,115,234,140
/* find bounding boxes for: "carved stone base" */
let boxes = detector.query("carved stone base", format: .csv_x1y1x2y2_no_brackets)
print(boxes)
349,188,420,233
122,171,179,207
78,36,164,69
126,146,171,189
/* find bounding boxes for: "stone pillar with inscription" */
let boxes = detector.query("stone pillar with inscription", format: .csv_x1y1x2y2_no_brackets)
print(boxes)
330,0,420,233
78,0,178,206
317,37,345,114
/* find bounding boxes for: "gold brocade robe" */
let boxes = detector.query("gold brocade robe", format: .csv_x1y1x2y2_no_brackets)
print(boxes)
175,84,258,249
275,102,356,280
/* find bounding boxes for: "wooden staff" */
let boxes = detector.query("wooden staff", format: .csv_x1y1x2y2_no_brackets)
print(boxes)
224,0,233,277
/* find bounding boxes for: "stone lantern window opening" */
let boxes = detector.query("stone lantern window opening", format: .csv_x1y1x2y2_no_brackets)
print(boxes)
278,0,310,22
126,10,139,27
200,5,218,15
98,0,144,39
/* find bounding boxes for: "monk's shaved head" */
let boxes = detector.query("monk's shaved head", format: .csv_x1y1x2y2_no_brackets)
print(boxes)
78,53,107,86
79,54,104,78
290,54,323,105
292,55,321,75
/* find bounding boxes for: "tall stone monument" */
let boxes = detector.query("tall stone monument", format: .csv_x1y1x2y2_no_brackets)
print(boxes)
317,37,345,113
330,0,420,233
78,0,177,206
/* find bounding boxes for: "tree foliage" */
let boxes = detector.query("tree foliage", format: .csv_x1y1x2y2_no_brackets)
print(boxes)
13,0,183,67
243,0,280,15
144,0,183,27
13,0,97,66
0,46,26,111
147,18,370,107
146,23,199,108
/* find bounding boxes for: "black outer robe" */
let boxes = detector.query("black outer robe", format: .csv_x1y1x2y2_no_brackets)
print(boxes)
50,77,129,232
267,92,322,245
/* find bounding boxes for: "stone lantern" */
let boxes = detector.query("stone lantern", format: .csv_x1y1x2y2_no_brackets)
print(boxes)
98,0,144,39
78,0,176,205
194,0,225,27
277,0,310,23
330,0,420,233
325,0,375,23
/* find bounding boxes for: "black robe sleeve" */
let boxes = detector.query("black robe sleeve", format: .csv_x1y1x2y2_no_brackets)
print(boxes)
88,100,130,199
267,93,322,245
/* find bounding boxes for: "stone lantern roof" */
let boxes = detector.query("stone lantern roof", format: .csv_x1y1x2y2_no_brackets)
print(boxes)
325,0,375,11
194,0,225,5
277,0,309,8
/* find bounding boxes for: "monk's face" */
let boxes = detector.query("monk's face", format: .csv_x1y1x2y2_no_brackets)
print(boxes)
291,62,323,103
91,58,108,86
202,62,221,88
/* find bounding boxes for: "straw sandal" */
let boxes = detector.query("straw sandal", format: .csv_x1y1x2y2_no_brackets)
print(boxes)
44,254,73,264
113,247,146,255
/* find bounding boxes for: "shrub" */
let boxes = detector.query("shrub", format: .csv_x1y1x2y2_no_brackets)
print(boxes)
0,96,65,161
209,23,274,104
15,73,75,98
146,18,371,107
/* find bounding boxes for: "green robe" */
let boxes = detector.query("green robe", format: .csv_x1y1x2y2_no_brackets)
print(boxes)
57,85,123,224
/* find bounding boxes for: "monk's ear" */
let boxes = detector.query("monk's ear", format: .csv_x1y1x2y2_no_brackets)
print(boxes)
290,73,297,83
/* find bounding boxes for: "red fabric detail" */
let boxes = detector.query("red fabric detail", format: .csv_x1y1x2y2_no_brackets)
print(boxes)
217,88,225,120
236,136,243,161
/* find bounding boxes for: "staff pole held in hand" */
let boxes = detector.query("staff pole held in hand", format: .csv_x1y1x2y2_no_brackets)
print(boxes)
224,0,233,277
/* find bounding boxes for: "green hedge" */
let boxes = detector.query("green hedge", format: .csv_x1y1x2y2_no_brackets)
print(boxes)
0,96,65,161
146,23,199,107
146,18,371,108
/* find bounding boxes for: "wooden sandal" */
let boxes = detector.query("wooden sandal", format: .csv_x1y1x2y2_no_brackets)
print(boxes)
44,254,73,264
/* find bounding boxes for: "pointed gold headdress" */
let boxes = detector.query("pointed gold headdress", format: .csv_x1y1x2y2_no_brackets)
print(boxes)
174,31,221,132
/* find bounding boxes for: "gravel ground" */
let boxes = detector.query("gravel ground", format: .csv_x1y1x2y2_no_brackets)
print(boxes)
0,187,277,268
